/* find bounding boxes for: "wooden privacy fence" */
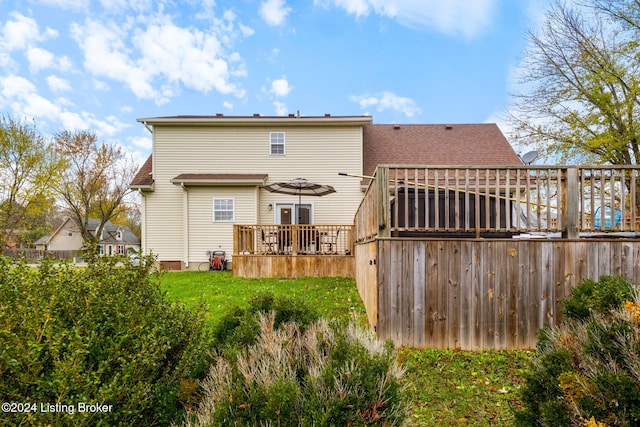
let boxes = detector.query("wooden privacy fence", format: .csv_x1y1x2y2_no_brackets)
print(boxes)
1,249,79,262
359,238,640,350
354,165,640,350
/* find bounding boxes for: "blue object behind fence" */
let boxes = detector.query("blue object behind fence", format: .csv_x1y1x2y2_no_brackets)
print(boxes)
593,205,622,229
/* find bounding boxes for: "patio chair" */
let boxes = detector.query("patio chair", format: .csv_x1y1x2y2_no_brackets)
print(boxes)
321,228,340,254
261,229,277,253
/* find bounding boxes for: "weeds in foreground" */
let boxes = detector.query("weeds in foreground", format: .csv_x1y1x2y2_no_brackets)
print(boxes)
184,313,408,426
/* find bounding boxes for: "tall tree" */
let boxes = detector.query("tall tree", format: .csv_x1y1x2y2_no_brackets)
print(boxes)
0,115,64,249
54,130,138,243
509,0,640,166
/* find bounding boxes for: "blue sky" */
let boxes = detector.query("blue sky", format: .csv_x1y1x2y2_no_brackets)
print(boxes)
0,0,553,164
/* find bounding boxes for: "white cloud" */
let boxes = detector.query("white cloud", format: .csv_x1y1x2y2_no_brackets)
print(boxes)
239,23,255,37
92,79,110,91
26,47,55,72
0,12,59,69
71,19,160,101
260,0,292,26
273,101,288,115
351,91,422,117
1,13,45,51
36,0,90,10
130,135,152,149
271,77,292,97
314,0,498,37
0,74,127,136
70,13,247,105
46,75,72,92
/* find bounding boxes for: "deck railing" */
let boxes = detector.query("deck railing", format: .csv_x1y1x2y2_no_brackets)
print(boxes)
354,165,640,240
234,224,353,255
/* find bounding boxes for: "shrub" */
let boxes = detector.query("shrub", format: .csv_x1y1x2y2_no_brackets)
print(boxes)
515,276,640,427
185,313,408,426
0,250,212,426
563,275,636,321
211,292,320,351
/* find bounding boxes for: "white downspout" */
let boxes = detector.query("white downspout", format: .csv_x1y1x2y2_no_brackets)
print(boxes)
137,189,146,255
181,183,189,269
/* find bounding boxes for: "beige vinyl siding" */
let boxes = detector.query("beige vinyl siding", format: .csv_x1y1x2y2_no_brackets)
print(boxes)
186,186,257,266
143,183,184,260
49,219,84,251
144,124,363,263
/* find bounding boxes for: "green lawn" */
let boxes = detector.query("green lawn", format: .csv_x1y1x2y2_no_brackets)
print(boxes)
160,271,367,327
160,271,531,426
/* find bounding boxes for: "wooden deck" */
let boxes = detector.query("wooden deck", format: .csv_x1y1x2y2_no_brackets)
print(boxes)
354,165,640,350
233,224,354,278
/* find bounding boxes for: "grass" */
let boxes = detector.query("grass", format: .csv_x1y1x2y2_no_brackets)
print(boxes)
160,271,532,426
160,271,366,327
399,348,532,426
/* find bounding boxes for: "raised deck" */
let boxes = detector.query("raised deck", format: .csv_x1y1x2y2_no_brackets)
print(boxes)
233,224,354,278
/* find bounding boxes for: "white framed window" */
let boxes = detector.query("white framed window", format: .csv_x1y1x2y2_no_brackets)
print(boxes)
213,198,235,222
118,244,125,255
270,132,285,155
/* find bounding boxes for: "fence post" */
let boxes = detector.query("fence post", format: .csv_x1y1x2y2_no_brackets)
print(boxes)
563,167,579,239
376,166,390,238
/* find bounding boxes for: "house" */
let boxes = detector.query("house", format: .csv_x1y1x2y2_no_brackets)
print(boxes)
34,218,140,255
130,114,521,271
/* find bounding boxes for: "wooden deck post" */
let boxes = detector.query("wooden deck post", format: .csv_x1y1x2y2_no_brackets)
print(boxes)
377,166,390,238
562,167,579,239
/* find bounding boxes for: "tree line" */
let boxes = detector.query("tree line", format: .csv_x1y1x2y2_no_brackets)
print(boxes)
0,115,139,250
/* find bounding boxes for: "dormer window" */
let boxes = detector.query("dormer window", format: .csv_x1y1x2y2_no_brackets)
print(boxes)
116,229,123,240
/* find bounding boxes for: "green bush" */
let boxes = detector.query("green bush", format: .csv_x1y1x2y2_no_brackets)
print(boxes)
563,275,636,321
185,313,408,426
515,276,640,427
0,251,211,426
211,292,320,351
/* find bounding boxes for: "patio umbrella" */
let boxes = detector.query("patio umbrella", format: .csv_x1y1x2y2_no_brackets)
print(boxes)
261,177,336,221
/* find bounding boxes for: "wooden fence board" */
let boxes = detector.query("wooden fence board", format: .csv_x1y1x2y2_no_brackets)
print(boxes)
437,240,448,348
401,241,414,347
459,241,473,349
354,241,378,327
377,240,390,339
233,255,354,278
425,241,439,346
471,241,483,350
516,241,530,348
506,241,519,349
413,242,426,348
389,241,402,344
359,238,640,350
447,240,461,349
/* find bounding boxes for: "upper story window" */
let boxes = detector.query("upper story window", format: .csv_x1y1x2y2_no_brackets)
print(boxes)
270,132,285,155
213,198,235,222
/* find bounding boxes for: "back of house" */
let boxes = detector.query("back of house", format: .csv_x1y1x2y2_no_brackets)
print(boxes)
130,114,371,270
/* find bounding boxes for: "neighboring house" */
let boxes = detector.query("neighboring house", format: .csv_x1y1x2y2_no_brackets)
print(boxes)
130,114,522,270
34,218,140,255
